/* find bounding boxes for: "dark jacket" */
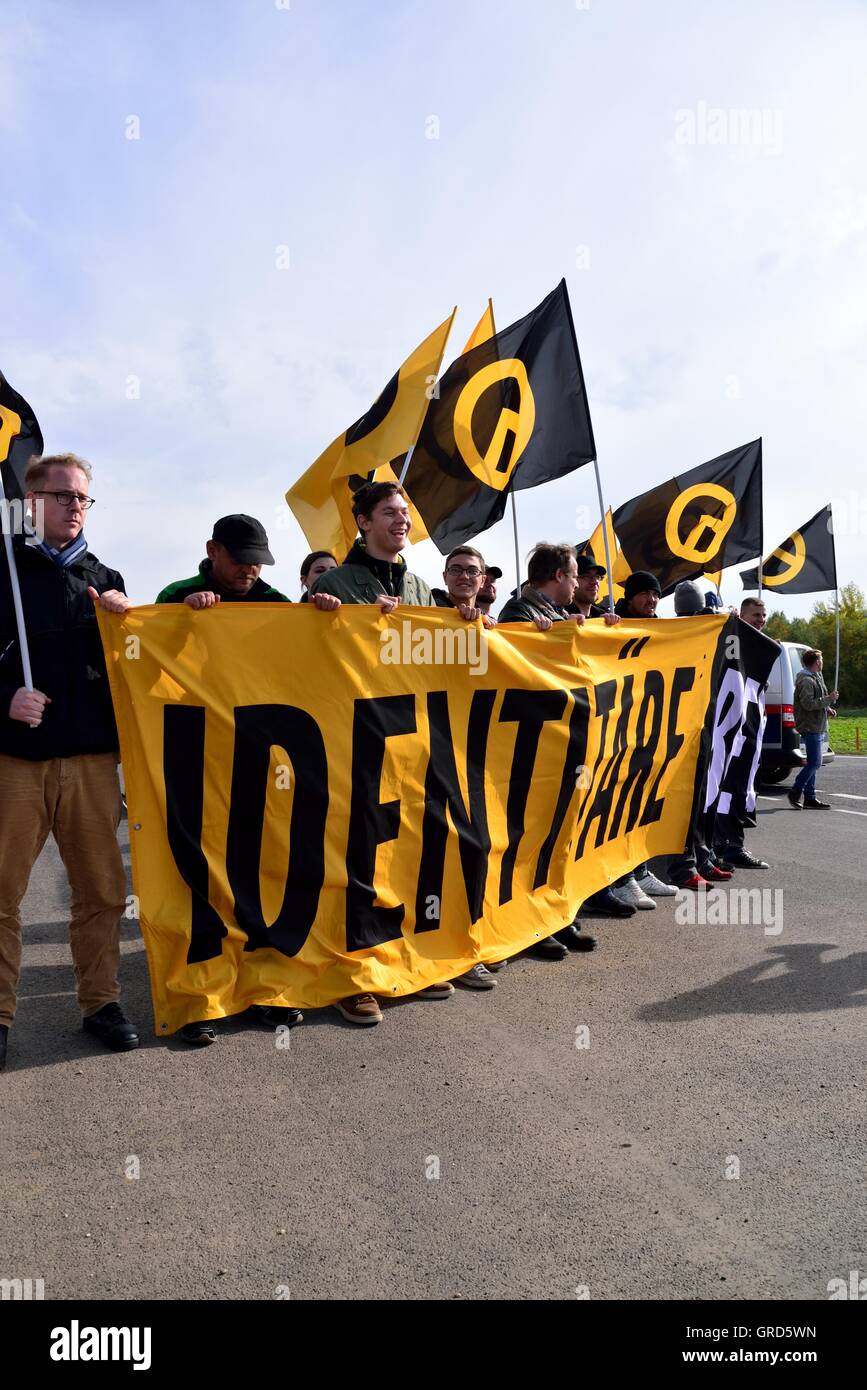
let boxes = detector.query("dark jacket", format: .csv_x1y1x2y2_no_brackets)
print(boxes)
793,668,833,734
431,587,455,608
0,538,124,761
155,560,289,604
311,541,434,607
567,601,610,618
498,585,570,624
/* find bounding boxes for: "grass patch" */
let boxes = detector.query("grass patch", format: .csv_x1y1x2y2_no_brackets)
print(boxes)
830,708,867,754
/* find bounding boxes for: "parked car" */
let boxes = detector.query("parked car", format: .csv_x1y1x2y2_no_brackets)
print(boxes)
761,640,835,784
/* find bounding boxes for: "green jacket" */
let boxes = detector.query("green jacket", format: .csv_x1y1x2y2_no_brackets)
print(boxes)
311,544,434,607
793,668,833,734
156,560,289,604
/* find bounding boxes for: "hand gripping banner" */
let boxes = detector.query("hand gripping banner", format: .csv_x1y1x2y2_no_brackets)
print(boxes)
98,606,734,1034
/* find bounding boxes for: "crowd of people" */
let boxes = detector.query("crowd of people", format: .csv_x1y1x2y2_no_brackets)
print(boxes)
0,454,839,1066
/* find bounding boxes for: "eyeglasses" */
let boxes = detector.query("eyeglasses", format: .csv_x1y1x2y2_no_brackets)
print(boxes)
32,491,95,510
445,565,481,578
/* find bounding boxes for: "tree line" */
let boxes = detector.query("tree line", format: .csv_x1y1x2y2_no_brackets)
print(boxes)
764,582,867,706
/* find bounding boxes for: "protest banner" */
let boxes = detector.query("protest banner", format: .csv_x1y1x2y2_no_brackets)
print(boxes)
99,605,736,1033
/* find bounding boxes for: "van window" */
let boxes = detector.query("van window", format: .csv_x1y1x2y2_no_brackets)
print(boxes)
789,646,807,682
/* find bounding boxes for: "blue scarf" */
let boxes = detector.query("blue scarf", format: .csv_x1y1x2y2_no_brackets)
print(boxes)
33,531,88,569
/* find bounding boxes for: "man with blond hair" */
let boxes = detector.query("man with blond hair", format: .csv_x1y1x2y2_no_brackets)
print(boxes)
0,453,138,1069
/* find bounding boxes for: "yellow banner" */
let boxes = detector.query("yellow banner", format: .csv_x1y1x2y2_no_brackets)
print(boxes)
99,606,725,1034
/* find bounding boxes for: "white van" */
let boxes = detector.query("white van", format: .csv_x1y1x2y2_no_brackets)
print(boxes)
761,639,835,784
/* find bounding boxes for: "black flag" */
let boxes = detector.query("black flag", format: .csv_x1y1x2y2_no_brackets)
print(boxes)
403,280,595,553
612,439,763,596
0,370,43,503
740,504,836,595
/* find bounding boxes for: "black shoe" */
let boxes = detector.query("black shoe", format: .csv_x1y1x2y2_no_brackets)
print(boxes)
180,1019,218,1045
787,789,803,809
243,1005,303,1028
82,1002,139,1052
580,888,636,919
713,858,738,872
555,924,597,952
0,1024,7,1072
803,797,830,809
723,848,769,869
529,937,568,960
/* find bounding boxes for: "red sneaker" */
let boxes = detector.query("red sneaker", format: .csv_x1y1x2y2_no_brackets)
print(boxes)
678,874,712,891
702,864,733,882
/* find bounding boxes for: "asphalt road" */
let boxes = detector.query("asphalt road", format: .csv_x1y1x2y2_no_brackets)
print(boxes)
2,758,865,1302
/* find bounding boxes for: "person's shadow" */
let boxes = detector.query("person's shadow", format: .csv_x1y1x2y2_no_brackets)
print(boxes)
639,942,867,1023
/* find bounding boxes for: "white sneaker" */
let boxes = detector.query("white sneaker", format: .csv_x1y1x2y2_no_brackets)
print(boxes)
636,870,677,897
612,879,656,910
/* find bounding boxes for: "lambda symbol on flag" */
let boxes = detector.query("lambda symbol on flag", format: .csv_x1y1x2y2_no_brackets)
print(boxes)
0,404,23,465
664,483,738,564
761,530,806,587
453,359,536,491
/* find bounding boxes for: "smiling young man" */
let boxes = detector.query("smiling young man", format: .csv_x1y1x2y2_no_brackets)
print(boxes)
0,454,139,1069
310,481,471,1024
431,546,497,628
309,480,435,612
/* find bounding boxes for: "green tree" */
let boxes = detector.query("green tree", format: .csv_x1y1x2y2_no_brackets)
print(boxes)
766,584,867,703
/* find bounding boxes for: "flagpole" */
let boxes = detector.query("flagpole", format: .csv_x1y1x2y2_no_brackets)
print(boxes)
397,446,414,487
559,277,610,610
591,459,615,612
0,476,34,692
834,587,841,694
510,489,521,594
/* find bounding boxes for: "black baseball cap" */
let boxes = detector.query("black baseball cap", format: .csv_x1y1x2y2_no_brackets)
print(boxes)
484,565,503,580
212,515,275,565
576,554,606,578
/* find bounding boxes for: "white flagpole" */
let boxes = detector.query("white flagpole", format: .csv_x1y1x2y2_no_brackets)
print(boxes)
510,490,521,594
592,458,615,612
0,475,34,691
397,446,414,487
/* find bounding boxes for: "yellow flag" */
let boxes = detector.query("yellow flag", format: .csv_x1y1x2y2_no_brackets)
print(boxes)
286,311,455,559
587,508,628,603
462,299,496,352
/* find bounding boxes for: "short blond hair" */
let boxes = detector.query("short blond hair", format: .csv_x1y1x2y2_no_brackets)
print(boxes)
24,453,93,491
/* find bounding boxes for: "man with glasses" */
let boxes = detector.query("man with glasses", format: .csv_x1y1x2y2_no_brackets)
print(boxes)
430,546,501,990
0,453,138,1070
431,546,497,628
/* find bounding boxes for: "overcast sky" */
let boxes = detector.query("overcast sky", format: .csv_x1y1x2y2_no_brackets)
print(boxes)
3,0,866,616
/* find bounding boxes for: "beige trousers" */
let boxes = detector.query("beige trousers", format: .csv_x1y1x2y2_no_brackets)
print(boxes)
0,752,126,1026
